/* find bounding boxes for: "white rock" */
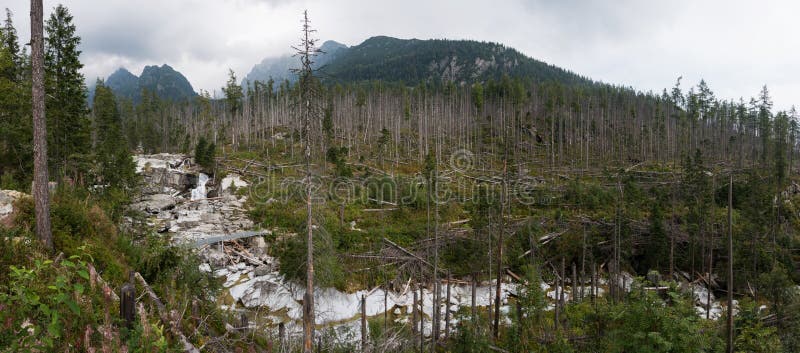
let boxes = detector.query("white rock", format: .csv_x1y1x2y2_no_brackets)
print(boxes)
221,174,248,192
0,190,29,225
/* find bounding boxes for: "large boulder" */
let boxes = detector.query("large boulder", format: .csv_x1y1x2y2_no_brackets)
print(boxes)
0,190,30,227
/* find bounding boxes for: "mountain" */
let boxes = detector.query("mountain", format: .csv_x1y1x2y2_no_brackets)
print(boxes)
138,64,197,101
102,65,197,103
105,68,140,101
241,40,348,87
321,36,592,86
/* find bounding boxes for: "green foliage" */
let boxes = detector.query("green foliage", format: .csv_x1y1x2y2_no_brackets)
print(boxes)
0,255,92,350
194,137,216,172
596,289,714,352
273,231,346,290
757,263,797,324
0,12,32,185
45,4,91,180
322,36,593,87
733,299,784,353
93,81,137,190
223,68,243,116
327,146,352,177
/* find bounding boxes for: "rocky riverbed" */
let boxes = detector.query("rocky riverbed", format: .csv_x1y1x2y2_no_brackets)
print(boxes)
128,153,528,341
127,153,732,345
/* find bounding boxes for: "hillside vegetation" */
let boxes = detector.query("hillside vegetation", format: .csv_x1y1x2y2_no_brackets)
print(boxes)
1,4,799,352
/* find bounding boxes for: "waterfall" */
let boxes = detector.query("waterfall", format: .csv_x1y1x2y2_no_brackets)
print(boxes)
190,173,209,200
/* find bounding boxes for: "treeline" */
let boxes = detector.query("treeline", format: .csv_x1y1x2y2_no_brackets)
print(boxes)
120,68,797,178
0,6,135,191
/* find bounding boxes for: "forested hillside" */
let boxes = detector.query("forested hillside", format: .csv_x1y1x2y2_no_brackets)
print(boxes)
321,36,594,86
1,4,799,353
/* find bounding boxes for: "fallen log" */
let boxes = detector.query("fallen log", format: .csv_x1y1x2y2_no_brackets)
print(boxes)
135,272,200,353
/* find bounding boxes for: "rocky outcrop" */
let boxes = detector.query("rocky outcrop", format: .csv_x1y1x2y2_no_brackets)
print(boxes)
130,154,255,244
0,189,29,228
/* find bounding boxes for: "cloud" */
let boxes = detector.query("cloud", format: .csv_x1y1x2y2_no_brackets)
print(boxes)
4,0,798,109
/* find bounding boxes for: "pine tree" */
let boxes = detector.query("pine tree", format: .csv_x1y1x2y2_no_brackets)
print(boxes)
223,69,243,116
2,9,22,80
194,137,208,166
0,10,32,183
757,86,773,165
44,4,90,180
93,80,135,189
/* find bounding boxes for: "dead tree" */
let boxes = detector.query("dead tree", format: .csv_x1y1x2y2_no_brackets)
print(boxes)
727,174,734,353
120,271,136,328
291,10,322,353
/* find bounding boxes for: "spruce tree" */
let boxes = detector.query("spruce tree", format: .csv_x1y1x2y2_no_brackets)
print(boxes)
223,68,243,117
44,4,90,180
2,9,21,80
93,80,135,189
0,11,31,182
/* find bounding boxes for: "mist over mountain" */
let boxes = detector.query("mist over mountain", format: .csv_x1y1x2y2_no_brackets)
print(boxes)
241,40,348,87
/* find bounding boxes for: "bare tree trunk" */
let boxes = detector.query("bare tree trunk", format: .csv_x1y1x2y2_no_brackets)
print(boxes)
560,257,566,329
444,272,451,341
297,11,317,353
471,274,477,328
30,0,52,251
493,158,507,340
727,174,734,353
419,285,424,353
412,285,419,338
361,294,367,352
572,262,578,302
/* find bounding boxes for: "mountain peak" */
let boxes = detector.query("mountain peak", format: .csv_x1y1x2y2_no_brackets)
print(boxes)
242,39,349,87
102,64,196,103
110,67,135,77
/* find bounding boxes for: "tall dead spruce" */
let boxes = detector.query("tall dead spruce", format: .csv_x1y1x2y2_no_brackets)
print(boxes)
291,10,323,353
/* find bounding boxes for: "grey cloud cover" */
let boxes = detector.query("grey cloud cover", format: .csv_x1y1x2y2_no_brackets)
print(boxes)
5,0,798,109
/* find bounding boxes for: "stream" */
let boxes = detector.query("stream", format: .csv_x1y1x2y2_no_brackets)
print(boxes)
128,153,729,345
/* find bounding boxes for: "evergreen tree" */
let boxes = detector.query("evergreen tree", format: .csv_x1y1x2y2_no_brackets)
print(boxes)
193,137,215,171
223,68,243,116
0,12,31,184
93,80,135,189
194,137,208,166
2,9,21,80
44,4,90,180
758,86,773,164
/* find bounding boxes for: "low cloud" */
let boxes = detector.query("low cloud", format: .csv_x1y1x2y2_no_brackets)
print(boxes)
5,0,798,109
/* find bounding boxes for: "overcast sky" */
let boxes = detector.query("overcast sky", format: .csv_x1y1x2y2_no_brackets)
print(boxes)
5,0,799,110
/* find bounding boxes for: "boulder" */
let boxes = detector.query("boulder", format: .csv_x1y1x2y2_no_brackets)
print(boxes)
0,190,30,227
254,265,272,277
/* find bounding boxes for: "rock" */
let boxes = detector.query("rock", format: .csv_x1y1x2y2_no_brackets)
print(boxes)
203,249,228,267
250,236,267,251
254,265,271,277
198,263,212,273
0,190,30,227
221,174,248,193
131,194,176,214
207,188,219,198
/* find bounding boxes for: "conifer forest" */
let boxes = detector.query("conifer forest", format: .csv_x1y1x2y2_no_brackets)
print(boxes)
0,2,798,352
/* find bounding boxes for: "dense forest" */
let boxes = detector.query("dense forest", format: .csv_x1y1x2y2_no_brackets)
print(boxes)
1,4,799,353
